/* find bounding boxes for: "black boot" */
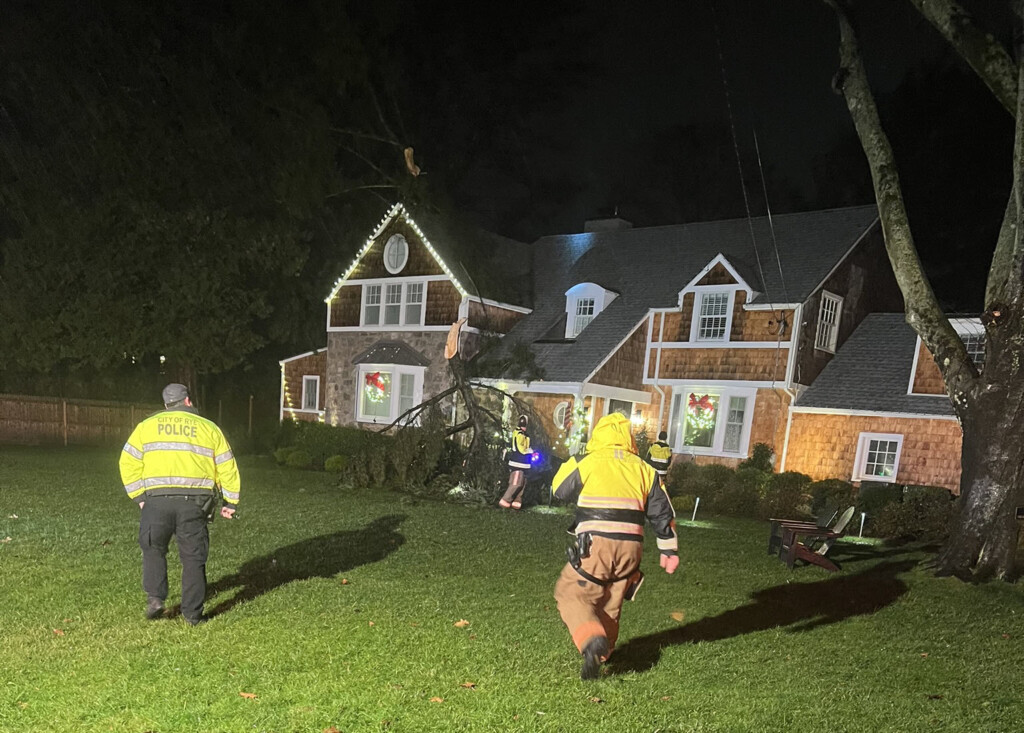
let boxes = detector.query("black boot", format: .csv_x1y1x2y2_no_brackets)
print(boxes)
580,636,609,680
145,597,165,620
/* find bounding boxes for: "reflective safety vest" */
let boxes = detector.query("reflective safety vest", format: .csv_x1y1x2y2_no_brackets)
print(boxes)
506,430,532,470
119,407,241,505
552,413,677,553
648,441,672,476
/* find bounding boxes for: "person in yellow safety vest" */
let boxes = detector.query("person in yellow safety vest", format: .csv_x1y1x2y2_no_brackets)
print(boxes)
118,383,240,625
499,415,532,509
551,412,678,680
647,431,673,483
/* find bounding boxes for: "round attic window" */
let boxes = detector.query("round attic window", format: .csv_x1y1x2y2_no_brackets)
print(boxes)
384,233,409,274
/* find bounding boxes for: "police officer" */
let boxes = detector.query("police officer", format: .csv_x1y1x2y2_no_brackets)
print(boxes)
119,383,240,625
552,413,678,679
647,430,673,483
499,415,532,509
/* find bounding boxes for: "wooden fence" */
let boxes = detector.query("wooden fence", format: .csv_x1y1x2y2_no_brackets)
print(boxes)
0,394,162,447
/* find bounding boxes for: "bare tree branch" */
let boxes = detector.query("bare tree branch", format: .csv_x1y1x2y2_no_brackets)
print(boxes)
906,0,1018,117
324,184,399,200
826,1,978,403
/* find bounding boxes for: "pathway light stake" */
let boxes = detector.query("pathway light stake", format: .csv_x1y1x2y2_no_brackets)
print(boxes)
692,497,700,523
859,511,867,538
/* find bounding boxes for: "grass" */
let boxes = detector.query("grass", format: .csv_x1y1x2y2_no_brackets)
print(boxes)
1,447,1022,733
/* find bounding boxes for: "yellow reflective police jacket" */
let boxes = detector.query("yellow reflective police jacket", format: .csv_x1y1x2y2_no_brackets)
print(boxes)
552,413,677,553
647,441,672,476
119,407,241,506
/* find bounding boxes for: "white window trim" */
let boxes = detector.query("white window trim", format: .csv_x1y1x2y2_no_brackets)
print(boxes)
383,234,409,274
564,282,618,339
682,285,740,343
671,385,757,457
359,279,427,328
606,398,634,421
814,291,844,353
355,363,426,424
300,375,320,412
852,432,904,483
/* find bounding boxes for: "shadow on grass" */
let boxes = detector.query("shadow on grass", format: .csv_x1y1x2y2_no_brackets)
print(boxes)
609,557,918,675
193,514,406,619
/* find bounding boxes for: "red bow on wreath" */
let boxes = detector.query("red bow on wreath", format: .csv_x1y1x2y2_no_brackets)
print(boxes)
365,371,385,391
688,393,714,413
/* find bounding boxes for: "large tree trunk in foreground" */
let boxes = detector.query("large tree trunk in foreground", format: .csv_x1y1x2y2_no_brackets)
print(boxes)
827,0,1024,579
937,382,1024,580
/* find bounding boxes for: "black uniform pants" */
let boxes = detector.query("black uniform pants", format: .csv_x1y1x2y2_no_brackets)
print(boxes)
139,496,210,620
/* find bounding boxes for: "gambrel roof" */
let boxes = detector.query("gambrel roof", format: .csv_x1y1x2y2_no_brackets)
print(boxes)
499,205,880,383
795,313,955,417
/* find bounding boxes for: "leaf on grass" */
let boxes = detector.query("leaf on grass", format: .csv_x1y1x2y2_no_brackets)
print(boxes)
390,684,404,690
460,682,476,689
100,539,112,546
52,628,65,636
323,727,340,733
670,611,685,623
62,618,72,623
239,692,257,700
1,536,11,544
18,702,28,709
454,619,470,628
429,697,444,703
368,621,375,627
661,696,672,701
341,578,349,585
1002,634,1010,639
926,694,944,700
589,696,604,704
468,634,477,640
920,653,929,658
8,514,18,519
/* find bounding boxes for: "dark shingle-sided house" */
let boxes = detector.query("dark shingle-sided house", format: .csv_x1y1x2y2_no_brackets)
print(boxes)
279,201,967,492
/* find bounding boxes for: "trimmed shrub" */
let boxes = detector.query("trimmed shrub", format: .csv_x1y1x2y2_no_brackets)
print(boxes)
291,422,375,469
716,468,768,517
664,461,696,498
739,442,775,473
671,494,697,516
809,479,857,521
759,471,812,520
324,455,347,473
285,449,313,469
273,446,297,465
872,485,956,541
668,463,734,509
857,481,903,520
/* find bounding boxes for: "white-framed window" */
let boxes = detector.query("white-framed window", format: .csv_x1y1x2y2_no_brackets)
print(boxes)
668,386,756,457
553,401,569,430
383,234,409,274
853,432,903,483
722,396,747,453
607,398,633,419
301,375,320,411
696,292,730,341
361,280,426,328
564,282,617,338
815,291,843,353
363,284,382,326
573,298,596,337
356,363,425,424
950,318,986,371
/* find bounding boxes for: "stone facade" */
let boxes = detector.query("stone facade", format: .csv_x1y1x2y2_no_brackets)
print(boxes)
325,330,451,427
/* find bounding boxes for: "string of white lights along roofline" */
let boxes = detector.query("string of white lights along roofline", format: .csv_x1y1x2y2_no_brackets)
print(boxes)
324,203,469,304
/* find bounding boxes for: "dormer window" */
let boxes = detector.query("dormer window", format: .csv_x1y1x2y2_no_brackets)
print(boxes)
565,282,617,339
696,292,730,341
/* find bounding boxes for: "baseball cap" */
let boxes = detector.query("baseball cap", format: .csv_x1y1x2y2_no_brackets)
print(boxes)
162,383,189,405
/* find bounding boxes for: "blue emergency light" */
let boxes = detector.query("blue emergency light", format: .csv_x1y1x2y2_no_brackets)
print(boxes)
530,451,542,464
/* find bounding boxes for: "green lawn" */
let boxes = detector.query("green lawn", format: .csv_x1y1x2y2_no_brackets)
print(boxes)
1,447,1021,732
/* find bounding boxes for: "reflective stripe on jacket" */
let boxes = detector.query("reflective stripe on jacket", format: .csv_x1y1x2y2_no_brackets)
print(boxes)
506,430,532,470
119,407,241,505
648,441,672,476
552,413,677,552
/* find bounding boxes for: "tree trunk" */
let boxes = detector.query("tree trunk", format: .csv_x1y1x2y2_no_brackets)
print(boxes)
935,383,1024,581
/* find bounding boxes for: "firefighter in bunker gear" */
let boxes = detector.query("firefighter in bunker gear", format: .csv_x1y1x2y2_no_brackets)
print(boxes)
551,412,678,679
647,431,673,482
119,383,240,624
499,415,532,509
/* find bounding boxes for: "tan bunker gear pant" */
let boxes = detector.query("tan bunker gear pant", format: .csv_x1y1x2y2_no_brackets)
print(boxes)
554,535,643,655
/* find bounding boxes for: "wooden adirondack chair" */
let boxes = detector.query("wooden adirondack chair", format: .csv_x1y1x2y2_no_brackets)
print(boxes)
777,506,856,572
766,505,840,556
